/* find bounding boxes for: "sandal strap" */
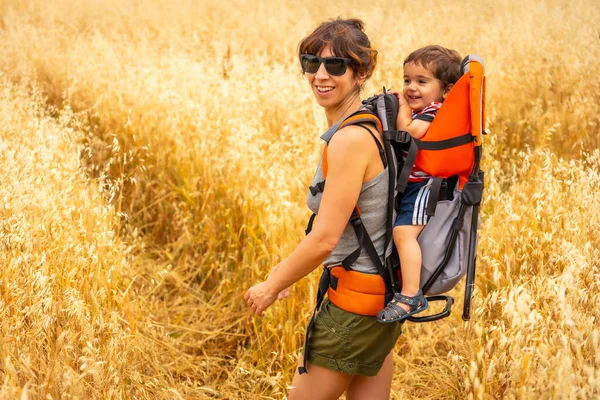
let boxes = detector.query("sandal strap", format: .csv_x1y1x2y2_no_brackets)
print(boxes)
381,300,409,319
394,290,425,307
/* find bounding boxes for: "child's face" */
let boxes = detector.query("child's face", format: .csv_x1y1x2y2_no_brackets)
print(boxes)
402,62,447,112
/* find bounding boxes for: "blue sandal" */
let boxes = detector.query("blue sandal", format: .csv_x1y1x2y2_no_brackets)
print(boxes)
377,290,429,323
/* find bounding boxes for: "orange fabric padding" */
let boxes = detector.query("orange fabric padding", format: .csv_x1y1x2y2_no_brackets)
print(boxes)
327,266,387,316
469,60,485,148
339,113,383,132
414,73,474,186
482,76,487,133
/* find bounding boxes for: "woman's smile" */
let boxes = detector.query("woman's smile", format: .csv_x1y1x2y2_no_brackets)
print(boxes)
316,85,335,93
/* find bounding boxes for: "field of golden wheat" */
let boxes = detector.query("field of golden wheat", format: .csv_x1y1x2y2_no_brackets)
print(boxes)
0,0,599,398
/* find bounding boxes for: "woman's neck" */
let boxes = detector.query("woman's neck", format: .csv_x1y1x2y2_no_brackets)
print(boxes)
325,91,362,127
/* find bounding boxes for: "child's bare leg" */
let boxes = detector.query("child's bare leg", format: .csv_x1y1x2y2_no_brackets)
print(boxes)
392,225,425,312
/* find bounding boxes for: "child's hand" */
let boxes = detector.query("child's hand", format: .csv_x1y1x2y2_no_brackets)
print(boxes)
389,90,409,107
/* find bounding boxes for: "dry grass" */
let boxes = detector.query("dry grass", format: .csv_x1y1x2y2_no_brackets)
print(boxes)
0,0,599,398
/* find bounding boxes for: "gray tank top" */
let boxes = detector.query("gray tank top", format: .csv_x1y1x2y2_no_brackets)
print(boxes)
306,121,391,275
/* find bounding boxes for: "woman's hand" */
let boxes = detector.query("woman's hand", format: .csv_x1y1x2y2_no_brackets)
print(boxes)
244,280,279,316
245,264,291,316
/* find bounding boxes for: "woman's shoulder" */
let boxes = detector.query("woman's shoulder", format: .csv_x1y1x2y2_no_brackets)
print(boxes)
328,123,380,150
325,123,382,177
328,122,381,160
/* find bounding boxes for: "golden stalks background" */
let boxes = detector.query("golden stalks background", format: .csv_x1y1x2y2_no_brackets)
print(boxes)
0,0,599,398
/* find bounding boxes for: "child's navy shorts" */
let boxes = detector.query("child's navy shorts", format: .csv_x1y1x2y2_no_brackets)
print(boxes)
394,178,433,227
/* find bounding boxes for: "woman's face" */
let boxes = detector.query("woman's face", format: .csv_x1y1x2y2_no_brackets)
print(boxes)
305,46,362,111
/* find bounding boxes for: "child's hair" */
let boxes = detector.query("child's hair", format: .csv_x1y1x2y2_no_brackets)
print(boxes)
298,18,378,81
404,45,462,89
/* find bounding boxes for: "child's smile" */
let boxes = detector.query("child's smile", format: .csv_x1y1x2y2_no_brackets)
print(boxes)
406,94,422,104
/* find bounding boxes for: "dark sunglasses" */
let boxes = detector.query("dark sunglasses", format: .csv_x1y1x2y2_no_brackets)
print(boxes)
300,54,353,76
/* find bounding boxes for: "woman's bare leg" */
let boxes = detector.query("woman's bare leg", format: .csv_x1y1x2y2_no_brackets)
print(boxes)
288,359,354,400
345,352,394,400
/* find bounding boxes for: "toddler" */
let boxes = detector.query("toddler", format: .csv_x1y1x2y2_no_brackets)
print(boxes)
377,45,462,323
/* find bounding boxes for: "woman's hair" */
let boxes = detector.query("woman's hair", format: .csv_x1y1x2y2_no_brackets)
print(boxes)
404,45,462,89
298,18,378,81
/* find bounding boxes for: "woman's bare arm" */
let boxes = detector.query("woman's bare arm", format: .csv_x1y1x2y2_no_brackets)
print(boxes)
244,125,379,315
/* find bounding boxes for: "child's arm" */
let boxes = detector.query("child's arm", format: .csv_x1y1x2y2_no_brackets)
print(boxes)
395,92,431,140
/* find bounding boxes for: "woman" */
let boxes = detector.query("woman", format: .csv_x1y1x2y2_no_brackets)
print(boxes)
244,18,402,400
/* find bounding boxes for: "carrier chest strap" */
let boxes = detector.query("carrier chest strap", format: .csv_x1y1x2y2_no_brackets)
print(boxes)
309,181,325,196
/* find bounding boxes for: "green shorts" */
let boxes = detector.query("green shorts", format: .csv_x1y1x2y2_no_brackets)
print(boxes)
305,298,403,376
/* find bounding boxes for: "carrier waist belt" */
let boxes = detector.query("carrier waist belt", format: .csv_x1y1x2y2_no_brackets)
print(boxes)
327,266,387,316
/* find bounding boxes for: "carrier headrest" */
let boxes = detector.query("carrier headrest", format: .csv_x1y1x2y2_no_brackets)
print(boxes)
380,92,399,132
460,54,485,75
361,89,399,132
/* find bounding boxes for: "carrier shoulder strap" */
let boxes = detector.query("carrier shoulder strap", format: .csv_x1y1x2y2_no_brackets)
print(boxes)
307,111,384,199
306,112,387,274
